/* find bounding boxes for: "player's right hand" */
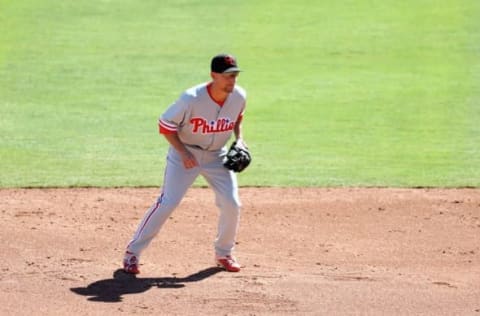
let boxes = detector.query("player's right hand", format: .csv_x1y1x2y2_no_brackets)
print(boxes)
180,150,198,169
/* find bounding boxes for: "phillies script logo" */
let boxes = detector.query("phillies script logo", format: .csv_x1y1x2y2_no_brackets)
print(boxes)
190,117,235,134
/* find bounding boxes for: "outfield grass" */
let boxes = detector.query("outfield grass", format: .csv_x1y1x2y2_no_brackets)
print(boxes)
1,1,479,187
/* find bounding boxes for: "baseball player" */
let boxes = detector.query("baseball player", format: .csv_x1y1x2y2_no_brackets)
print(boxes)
123,53,247,274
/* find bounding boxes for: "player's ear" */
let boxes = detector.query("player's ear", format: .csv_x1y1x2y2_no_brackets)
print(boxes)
210,72,216,80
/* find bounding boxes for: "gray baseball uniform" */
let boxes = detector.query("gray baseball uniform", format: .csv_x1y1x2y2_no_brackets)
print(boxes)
125,82,246,260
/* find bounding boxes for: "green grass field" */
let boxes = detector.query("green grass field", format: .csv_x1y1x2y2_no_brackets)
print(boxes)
1,0,479,187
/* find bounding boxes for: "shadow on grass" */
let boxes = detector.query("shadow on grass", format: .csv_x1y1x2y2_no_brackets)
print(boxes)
70,267,223,302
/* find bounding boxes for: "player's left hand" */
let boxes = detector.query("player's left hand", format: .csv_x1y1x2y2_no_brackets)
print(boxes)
235,138,248,149
223,140,251,173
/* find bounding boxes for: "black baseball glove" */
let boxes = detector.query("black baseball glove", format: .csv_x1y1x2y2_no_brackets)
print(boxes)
223,140,252,173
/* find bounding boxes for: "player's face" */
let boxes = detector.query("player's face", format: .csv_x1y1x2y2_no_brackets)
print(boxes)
213,72,239,93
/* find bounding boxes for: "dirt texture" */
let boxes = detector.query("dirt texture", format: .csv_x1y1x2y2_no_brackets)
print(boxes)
1,187,479,315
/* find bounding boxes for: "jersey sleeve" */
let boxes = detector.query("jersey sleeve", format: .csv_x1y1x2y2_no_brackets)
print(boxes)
158,93,189,134
158,119,177,134
238,103,246,121
236,86,247,122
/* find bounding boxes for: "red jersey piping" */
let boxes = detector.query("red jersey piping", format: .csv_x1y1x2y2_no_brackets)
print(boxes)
207,82,226,107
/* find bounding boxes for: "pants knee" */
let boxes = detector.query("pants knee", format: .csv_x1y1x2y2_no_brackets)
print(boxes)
159,192,182,210
218,197,241,215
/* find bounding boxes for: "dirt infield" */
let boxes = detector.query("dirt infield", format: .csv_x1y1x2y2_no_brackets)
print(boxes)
1,187,479,315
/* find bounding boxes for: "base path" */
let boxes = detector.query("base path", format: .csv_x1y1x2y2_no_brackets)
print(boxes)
1,188,479,315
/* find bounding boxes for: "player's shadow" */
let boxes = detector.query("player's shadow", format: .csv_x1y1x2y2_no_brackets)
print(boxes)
70,267,223,302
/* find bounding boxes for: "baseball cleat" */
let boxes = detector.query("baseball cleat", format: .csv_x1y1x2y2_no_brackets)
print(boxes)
123,252,140,274
215,255,241,272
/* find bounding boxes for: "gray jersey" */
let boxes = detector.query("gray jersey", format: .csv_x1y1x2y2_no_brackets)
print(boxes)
159,82,246,151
